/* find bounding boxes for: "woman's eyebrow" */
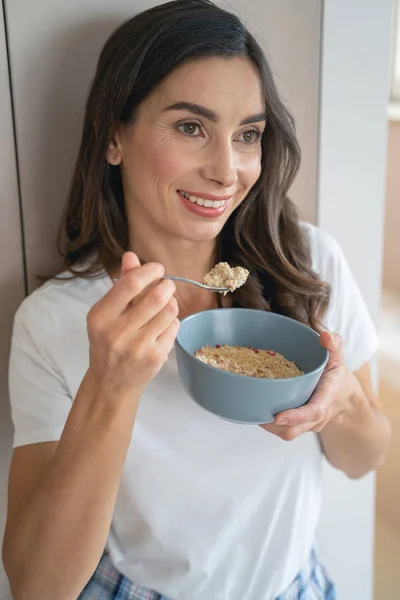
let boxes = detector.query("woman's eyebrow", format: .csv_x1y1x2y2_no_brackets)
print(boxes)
164,102,266,125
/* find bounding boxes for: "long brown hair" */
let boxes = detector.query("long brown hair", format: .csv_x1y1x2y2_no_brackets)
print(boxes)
58,0,330,330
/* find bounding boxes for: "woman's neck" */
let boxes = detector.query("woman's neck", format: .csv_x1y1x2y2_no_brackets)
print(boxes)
132,225,215,273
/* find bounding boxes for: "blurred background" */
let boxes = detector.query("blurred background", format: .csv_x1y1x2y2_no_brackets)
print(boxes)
0,1,399,599
375,1,400,598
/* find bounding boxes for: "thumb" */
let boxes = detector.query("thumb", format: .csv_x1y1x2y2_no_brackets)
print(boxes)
120,251,141,277
319,331,343,368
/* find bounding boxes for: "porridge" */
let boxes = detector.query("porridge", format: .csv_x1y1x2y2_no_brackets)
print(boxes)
195,344,303,379
204,262,249,294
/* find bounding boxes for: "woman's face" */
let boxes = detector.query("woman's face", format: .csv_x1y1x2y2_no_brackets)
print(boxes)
109,56,265,245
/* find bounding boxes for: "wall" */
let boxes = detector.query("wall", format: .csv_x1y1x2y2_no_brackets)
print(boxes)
382,120,400,296
227,0,321,225
0,3,26,598
316,1,392,599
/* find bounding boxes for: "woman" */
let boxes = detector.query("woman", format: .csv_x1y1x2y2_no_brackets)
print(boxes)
2,1,390,599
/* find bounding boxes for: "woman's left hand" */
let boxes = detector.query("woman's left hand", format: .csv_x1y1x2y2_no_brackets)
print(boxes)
261,331,357,441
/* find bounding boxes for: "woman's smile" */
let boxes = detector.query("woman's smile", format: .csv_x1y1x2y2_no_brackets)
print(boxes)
177,189,231,218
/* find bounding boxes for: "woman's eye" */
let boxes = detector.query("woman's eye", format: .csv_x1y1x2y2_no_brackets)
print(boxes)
177,122,202,136
237,130,262,144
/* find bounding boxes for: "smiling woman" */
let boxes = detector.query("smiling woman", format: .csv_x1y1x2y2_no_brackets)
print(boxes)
56,0,329,328
107,56,266,257
2,1,390,600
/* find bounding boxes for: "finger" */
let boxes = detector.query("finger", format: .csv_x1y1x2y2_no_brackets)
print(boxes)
319,330,341,352
119,280,177,334
113,262,166,309
274,406,310,427
146,297,179,340
320,331,343,369
93,262,166,322
260,422,312,441
156,317,181,356
120,251,141,277
274,390,330,426
137,292,179,338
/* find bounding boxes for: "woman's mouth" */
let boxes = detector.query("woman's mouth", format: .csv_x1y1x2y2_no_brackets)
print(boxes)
178,190,230,208
177,190,232,218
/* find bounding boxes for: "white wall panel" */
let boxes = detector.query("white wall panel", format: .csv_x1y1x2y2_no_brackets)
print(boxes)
317,1,393,599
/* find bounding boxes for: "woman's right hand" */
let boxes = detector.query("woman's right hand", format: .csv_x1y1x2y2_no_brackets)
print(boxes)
86,251,179,399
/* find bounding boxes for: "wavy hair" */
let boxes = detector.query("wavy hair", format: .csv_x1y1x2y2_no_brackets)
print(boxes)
57,0,330,330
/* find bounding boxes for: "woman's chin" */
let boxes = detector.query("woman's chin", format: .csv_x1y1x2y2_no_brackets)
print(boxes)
174,222,225,244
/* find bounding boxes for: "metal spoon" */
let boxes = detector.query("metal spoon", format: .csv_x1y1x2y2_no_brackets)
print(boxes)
112,275,229,293
161,276,229,294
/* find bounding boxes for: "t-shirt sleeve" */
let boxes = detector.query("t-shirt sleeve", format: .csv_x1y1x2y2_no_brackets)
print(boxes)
306,224,380,373
9,293,72,448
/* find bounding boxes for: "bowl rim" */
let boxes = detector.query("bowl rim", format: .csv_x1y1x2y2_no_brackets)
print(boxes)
175,307,329,383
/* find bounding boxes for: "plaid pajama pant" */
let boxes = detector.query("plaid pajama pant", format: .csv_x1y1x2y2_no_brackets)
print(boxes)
78,547,337,599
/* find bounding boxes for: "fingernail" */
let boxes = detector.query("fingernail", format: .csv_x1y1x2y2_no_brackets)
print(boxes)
275,418,289,425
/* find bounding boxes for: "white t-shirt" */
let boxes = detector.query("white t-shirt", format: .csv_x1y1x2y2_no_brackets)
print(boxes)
8,223,379,600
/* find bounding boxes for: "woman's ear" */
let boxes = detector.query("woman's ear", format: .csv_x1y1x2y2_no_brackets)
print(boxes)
106,130,123,165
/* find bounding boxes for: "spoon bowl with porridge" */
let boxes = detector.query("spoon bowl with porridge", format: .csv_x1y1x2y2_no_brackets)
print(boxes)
175,308,328,424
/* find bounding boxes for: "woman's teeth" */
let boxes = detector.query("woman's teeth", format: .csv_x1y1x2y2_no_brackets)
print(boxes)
179,191,226,208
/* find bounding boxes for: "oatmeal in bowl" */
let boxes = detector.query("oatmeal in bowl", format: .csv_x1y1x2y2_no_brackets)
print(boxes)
175,308,328,424
195,345,303,379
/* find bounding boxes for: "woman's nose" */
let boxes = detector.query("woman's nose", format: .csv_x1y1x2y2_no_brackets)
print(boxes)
200,140,238,188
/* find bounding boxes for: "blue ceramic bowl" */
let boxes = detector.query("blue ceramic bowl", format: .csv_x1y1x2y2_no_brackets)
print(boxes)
175,308,328,424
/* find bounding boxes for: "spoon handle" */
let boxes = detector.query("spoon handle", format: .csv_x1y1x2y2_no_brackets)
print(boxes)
161,275,228,293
